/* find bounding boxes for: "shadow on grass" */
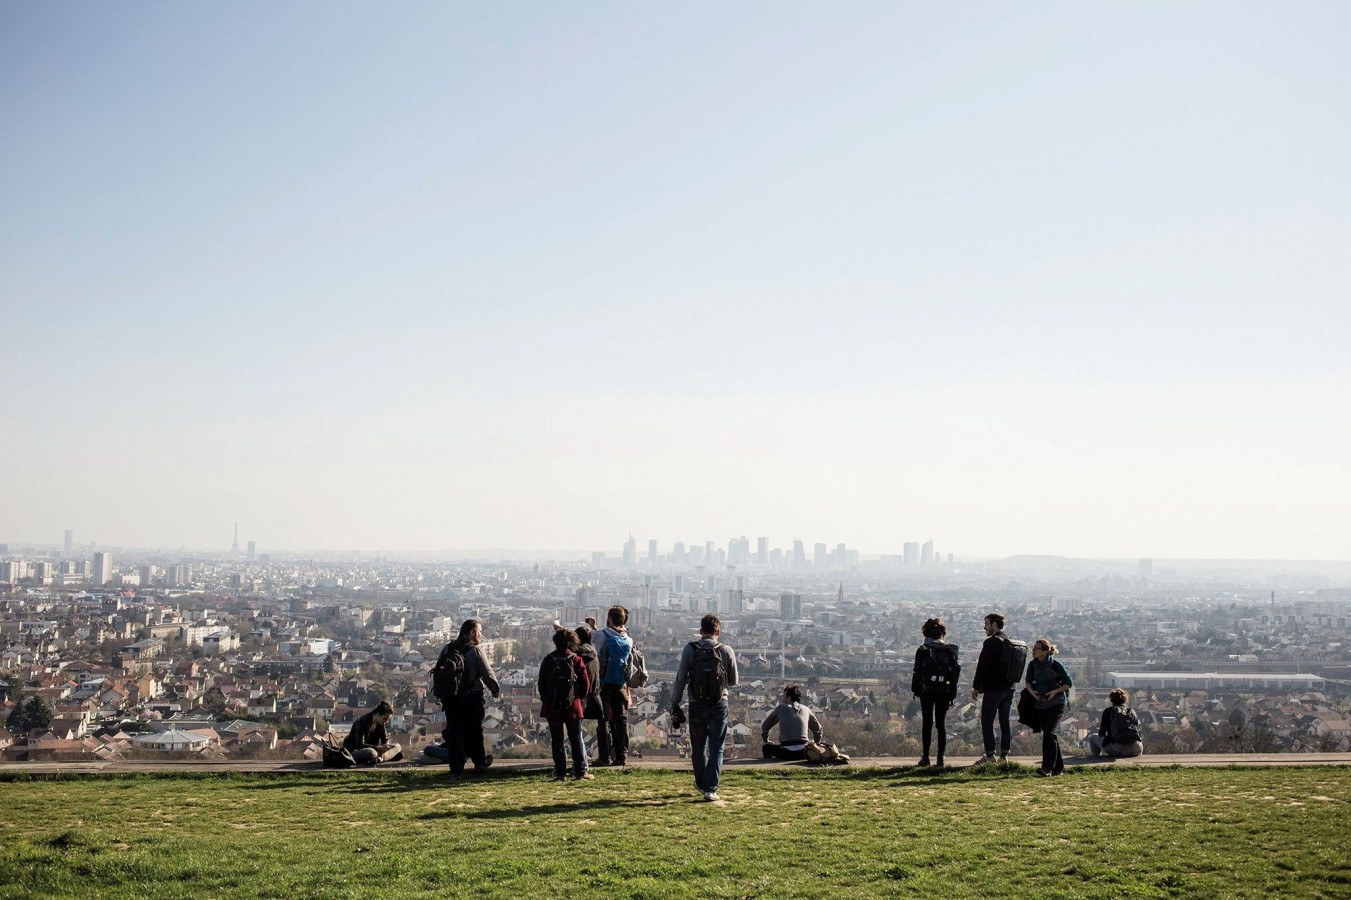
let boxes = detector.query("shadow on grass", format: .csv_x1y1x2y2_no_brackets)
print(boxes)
421,796,680,821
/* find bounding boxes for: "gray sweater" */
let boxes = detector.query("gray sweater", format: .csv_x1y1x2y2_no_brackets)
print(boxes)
761,702,822,746
672,637,739,705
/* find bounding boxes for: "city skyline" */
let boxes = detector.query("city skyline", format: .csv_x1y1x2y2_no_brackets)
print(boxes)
3,5,1349,560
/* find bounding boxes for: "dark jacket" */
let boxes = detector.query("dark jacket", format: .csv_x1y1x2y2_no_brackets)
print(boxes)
575,642,603,719
1026,655,1072,709
1099,705,1141,741
437,639,502,702
343,710,387,751
911,639,961,699
1016,688,1042,732
537,649,590,721
972,632,1016,692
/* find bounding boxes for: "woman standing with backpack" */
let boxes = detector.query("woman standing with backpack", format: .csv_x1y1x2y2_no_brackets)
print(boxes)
910,617,960,768
1087,689,1144,758
1026,638,1073,776
538,629,593,782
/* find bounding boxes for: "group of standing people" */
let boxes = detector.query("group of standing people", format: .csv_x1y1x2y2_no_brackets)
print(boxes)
911,611,1143,775
914,612,1075,775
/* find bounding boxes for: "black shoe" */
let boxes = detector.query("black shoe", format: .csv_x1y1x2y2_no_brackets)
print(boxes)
474,754,493,772
591,759,613,768
917,757,931,767
935,758,945,769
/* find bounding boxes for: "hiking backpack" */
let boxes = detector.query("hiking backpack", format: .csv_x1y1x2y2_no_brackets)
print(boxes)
1107,706,1142,744
544,652,579,710
625,646,649,689
602,632,633,686
689,641,726,703
431,642,468,700
920,644,961,699
1001,638,1029,685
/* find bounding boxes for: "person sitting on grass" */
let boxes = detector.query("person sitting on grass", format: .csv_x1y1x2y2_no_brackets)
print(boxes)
1087,689,1144,758
343,700,403,765
761,685,823,760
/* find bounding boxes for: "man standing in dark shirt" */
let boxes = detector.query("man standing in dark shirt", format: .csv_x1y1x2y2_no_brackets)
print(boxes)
435,618,502,780
343,700,402,765
971,612,1016,764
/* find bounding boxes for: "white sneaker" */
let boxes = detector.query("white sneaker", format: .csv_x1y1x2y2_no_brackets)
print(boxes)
704,791,720,802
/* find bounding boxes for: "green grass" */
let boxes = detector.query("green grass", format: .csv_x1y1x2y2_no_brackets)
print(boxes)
1,764,1348,898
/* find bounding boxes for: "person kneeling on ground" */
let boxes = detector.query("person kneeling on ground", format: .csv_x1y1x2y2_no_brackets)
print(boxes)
344,700,403,765
1087,688,1144,758
761,685,822,760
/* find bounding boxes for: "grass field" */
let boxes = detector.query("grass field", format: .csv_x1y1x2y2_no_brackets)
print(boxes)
1,764,1348,898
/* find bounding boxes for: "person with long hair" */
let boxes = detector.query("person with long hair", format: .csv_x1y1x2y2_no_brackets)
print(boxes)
1026,638,1073,776
910,617,960,768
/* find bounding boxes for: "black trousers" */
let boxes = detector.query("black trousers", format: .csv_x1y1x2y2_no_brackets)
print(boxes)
1040,703,1066,773
762,742,808,760
441,696,487,775
919,693,950,759
980,688,1014,755
600,684,630,762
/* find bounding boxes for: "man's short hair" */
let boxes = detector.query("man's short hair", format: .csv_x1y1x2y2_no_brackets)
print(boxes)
700,613,721,635
374,700,394,717
552,629,577,651
1109,689,1129,706
784,685,802,704
985,612,1006,630
575,625,591,645
607,605,629,627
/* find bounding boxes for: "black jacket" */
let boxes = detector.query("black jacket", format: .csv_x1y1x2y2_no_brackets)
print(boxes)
575,642,603,719
343,710,387,751
972,632,1016,692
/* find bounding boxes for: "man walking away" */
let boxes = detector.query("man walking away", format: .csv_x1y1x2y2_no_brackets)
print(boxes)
672,614,739,801
595,605,635,766
432,618,501,780
971,612,1023,764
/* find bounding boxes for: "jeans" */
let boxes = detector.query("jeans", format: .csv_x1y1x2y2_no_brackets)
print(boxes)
547,718,588,778
441,696,487,776
349,743,402,766
1087,735,1143,758
600,684,630,762
980,688,1014,755
689,698,729,794
1040,703,1066,773
919,694,950,760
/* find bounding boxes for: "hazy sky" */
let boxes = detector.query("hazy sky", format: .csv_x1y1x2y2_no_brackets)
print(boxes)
2,3,1348,559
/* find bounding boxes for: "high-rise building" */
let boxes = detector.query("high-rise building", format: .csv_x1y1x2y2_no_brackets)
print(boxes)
622,534,637,568
672,542,686,565
33,561,53,584
757,537,769,565
726,589,745,616
903,542,920,565
140,565,155,586
779,592,802,620
647,539,658,566
792,540,806,568
704,541,715,567
247,541,257,561
690,545,705,566
835,543,847,567
64,529,74,554
814,543,828,568
921,540,934,566
92,552,113,586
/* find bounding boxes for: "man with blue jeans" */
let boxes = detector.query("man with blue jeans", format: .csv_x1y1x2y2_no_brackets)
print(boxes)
672,614,739,802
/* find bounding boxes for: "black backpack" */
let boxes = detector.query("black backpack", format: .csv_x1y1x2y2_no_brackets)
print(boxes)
544,652,579,710
1001,638,1029,685
1107,706,1142,744
689,641,726,704
920,643,961,699
432,642,467,700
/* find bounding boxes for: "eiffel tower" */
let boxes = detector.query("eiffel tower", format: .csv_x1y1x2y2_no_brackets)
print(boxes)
231,523,241,557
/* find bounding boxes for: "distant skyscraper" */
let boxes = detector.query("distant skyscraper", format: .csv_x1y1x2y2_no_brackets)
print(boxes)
623,534,636,568
921,540,934,566
672,542,686,565
92,551,113,586
726,589,744,616
792,540,806,568
231,523,241,557
779,592,802,619
757,537,768,565
704,541,715,567
814,543,828,568
64,529,73,554
903,542,919,565
835,543,847,567
648,539,658,566
247,541,257,562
